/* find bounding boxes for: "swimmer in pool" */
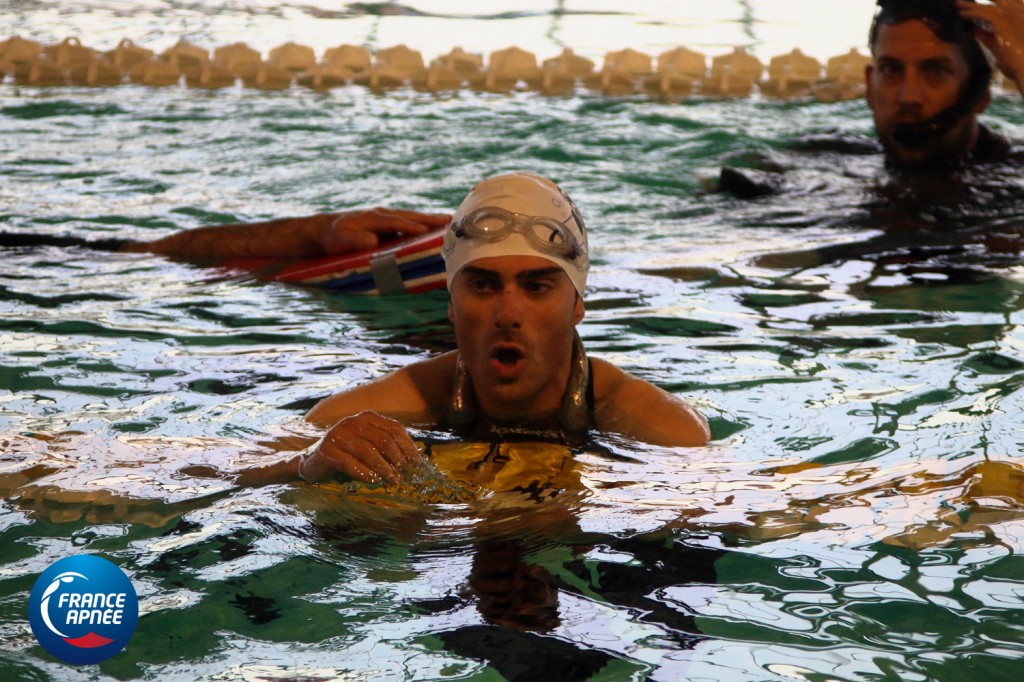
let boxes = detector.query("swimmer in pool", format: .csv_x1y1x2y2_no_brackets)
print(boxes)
118,207,452,259
0,207,451,258
868,0,1023,167
242,172,710,486
718,0,1024,197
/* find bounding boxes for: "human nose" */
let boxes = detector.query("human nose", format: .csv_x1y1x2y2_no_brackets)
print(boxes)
494,288,523,329
898,70,925,107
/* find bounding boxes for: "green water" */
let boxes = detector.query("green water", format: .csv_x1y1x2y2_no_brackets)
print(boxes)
4,5,1024,681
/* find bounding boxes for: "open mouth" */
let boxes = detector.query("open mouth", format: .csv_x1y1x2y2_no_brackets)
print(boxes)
492,346,524,366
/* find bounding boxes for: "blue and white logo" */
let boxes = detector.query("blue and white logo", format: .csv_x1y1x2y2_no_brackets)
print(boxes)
28,555,138,665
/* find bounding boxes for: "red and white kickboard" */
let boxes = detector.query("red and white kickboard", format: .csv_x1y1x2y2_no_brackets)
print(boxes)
219,227,447,294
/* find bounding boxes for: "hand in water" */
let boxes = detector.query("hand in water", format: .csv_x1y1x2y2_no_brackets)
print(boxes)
298,411,423,484
320,208,451,254
958,0,1024,92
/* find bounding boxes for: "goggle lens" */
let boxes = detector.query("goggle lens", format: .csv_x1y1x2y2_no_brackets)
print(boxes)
453,207,582,260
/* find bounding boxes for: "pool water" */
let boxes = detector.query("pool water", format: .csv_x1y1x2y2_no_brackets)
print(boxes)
4,3,1024,681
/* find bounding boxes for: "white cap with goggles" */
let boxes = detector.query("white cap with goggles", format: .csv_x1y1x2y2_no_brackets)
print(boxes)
442,172,589,296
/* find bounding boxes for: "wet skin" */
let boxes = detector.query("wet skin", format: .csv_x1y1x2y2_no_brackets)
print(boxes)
866,19,988,168
448,255,585,422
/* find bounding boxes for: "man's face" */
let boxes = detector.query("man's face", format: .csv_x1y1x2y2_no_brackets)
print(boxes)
866,19,985,168
448,255,585,421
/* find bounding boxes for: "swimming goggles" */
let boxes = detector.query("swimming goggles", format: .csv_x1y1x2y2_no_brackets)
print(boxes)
445,206,587,261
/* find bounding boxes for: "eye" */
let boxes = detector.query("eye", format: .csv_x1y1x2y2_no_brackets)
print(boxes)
467,276,498,293
523,279,554,295
922,61,955,78
876,61,902,77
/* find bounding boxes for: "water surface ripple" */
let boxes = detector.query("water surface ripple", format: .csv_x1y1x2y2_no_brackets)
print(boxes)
3,12,1024,682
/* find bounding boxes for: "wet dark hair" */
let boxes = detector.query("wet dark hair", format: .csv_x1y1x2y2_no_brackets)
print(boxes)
869,0,993,86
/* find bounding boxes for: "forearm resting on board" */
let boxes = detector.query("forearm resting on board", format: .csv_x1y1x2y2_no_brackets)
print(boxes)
120,215,338,259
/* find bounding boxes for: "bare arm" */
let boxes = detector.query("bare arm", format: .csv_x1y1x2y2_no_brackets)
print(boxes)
959,0,1024,99
121,208,451,259
241,354,710,487
591,358,711,447
238,353,456,486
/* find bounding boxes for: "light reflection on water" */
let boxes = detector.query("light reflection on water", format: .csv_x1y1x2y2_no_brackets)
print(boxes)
0,1,877,64
3,4,1024,682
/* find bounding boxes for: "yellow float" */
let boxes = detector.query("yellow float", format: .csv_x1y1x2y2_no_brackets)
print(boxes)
760,48,821,99
703,46,763,97
5,34,961,104
642,46,706,99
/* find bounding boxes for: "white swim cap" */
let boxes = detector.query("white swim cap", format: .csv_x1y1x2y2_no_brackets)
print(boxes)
442,172,589,296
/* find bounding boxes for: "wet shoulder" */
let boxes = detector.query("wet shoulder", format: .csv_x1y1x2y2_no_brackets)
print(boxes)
590,357,710,446
589,357,628,402
972,124,1017,164
403,351,458,414
715,132,881,198
787,132,882,156
305,351,457,427
588,358,656,428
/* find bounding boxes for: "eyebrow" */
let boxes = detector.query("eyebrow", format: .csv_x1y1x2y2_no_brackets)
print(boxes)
876,53,955,65
919,56,956,68
876,55,957,73
460,266,564,282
